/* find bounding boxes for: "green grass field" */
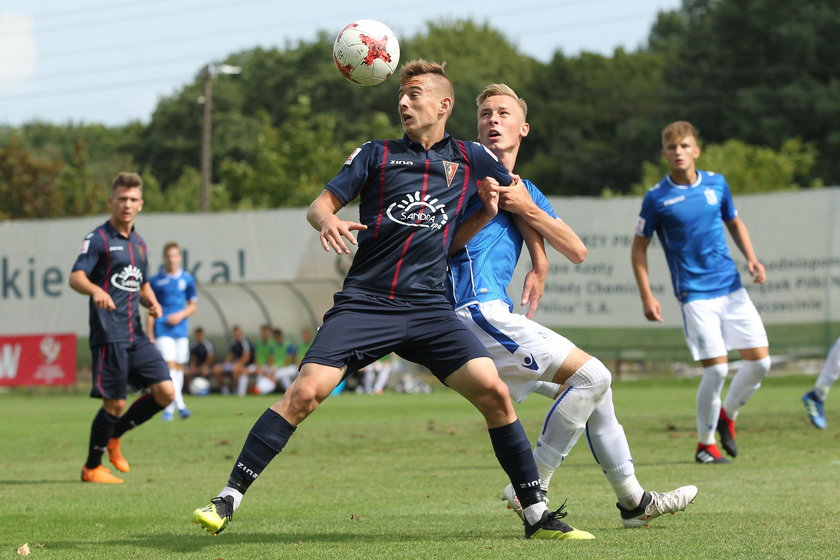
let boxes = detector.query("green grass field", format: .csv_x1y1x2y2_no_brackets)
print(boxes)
2,376,838,559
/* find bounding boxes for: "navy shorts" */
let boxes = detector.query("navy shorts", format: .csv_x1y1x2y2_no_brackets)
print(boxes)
90,337,170,400
301,292,490,382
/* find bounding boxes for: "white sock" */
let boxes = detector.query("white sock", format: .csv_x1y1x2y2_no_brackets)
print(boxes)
170,368,186,410
585,388,644,509
723,356,771,419
534,381,562,399
533,358,611,491
218,487,243,512
522,502,549,525
697,363,728,444
815,339,840,401
236,374,249,397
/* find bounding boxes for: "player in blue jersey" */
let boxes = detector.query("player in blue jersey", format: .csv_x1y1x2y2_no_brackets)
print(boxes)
449,83,697,530
802,338,839,429
147,241,197,420
631,121,770,464
70,172,174,484
192,60,590,540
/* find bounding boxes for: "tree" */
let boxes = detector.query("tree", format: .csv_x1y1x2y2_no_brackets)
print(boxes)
522,48,668,196
656,0,840,184
0,136,64,219
631,137,820,194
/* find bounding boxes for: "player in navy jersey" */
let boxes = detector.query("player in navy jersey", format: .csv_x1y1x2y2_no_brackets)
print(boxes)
70,172,174,484
631,121,770,464
192,60,590,540
147,242,197,420
448,83,697,531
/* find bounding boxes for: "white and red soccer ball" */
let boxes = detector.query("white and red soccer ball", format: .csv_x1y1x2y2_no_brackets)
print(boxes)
333,19,400,86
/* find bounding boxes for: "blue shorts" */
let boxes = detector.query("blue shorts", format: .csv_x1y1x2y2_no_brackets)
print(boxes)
301,292,490,382
90,337,170,400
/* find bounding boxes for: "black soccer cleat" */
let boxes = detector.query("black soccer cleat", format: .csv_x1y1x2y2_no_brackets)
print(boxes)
523,500,595,540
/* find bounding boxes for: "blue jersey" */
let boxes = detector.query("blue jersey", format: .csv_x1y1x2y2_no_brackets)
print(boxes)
635,170,742,302
72,221,151,346
447,179,558,309
326,134,512,303
148,269,197,339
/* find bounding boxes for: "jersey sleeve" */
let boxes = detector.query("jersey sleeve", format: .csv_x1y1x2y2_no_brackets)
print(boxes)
185,273,198,302
635,191,658,237
719,176,738,222
71,230,103,275
325,141,377,205
469,142,513,185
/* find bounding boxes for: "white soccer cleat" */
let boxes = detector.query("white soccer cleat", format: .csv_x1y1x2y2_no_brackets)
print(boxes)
501,483,525,521
619,485,698,528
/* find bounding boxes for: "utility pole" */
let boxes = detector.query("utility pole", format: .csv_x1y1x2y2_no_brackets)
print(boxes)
199,64,241,213
200,64,213,213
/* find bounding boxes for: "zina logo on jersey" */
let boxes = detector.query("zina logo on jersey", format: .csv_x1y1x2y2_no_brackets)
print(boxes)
386,191,449,230
111,265,143,292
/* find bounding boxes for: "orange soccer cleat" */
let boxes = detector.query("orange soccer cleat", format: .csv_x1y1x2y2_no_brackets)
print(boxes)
107,438,130,472
81,465,124,484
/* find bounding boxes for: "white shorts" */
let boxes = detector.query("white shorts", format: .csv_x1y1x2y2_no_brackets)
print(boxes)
155,336,190,364
455,299,575,403
681,288,769,361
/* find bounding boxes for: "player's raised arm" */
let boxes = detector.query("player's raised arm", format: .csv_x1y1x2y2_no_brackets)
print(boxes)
307,189,367,254
498,179,586,264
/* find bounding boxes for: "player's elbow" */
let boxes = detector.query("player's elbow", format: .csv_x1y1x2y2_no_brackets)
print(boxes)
562,243,586,264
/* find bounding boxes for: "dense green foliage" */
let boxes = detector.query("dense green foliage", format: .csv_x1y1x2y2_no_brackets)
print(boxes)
1,1,837,218
1,377,837,559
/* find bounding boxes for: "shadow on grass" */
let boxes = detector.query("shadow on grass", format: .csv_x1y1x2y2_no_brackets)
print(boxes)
45,529,497,553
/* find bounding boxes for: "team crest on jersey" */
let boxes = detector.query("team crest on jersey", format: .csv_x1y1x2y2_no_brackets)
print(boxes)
704,188,718,205
441,161,459,187
386,191,449,230
111,265,143,292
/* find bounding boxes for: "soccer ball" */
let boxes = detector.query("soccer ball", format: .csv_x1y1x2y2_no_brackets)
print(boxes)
189,376,211,396
333,19,400,86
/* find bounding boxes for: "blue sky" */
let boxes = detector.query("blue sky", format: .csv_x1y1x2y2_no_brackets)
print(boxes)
0,0,681,126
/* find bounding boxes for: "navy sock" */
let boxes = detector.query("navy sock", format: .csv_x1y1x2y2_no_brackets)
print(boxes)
488,420,544,508
227,408,297,493
85,408,119,469
112,394,165,438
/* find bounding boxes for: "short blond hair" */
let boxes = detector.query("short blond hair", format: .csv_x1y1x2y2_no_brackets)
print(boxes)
399,59,454,99
661,121,699,146
476,83,528,119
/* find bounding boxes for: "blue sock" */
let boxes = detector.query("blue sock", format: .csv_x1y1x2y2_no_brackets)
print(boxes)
85,408,119,469
227,408,297,493
488,420,544,508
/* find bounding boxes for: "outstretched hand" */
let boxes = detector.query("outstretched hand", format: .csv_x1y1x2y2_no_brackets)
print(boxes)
319,214,368,254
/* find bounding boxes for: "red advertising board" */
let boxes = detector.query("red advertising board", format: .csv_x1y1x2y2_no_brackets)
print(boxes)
0,334,77,386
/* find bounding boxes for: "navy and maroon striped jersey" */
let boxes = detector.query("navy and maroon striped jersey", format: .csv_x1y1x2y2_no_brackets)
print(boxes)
326,133,512,303
72,221,151,346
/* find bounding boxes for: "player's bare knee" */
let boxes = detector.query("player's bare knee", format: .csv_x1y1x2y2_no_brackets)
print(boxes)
103,399,126,416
